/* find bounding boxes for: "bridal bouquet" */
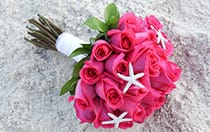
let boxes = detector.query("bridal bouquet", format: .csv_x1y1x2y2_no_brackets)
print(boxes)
25,3,181,129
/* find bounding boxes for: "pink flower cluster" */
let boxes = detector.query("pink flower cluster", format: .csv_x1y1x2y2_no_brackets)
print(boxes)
69,13,181,129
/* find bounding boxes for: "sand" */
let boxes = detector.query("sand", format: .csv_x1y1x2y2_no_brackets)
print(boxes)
0,0,209,132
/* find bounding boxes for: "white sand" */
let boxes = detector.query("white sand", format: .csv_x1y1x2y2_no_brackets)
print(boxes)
0,0,210,131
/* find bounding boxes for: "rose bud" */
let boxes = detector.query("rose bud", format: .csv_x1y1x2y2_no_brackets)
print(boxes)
151,88,166,109
120,96,146,123
107,29,135,52
165,61,182,82
127,41,160,77
150,68,176,95
154,34,174,58
112,110,133,129
80,60,104,84
150,58,181,94
95,78,124,110
124,86,149,102
148,49,160,77
140,92,155,117
135,30,156,45
73,80,96,123
145,15,163,30
93,100,133,129
118,12,146,32
91,40,112,61
93,100,114,128
105,53,128,77
159,58,181,82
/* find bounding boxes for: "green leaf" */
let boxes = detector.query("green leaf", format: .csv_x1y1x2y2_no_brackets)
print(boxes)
69,81,77,95
59,57,88,96
104,3,120,23
59,77,78,96
72,57,88,78
106,16,118,29
69,47,89,58
84,17,108,33
81,43,92,50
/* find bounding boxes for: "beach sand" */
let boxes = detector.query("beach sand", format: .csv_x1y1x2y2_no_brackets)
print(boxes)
0,0,209,131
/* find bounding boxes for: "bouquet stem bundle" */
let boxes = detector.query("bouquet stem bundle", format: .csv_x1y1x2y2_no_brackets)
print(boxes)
25,14,63,50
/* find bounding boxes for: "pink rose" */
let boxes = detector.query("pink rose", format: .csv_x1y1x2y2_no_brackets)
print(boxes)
127,41,160,77
163,60,182,82
107,29,135,52
105,53,128,77
150,58,181,94
73,80,96,123
124,86,149,102
151,89,166,109
93,99,114,128
95,78,124,110
118,12,146,32
111,110,133,129
93,100,133,129
145,15,163,30
120,96,146,123
91,40,112,61
154,35,174,58
148,49,161,77
135,30,156,45
140,92,155,117
79,60,104,84
150,68,176,95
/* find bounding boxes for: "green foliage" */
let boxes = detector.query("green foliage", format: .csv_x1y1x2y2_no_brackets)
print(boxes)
84,3,120,39
104,3,120,29
59,77,78,96
69,47,89,58
84,17,108,33
59,57,88,95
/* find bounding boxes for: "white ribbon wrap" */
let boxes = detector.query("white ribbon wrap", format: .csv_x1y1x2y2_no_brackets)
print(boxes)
56,32,86,62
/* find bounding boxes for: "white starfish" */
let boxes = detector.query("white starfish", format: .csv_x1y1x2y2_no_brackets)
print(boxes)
101,112,132,128
151,26,168,50
117,63,145,93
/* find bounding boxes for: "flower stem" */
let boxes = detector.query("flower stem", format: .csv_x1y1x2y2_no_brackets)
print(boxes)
25,14,63,50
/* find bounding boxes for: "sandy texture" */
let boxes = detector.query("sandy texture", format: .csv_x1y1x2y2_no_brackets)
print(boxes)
0,0,210,132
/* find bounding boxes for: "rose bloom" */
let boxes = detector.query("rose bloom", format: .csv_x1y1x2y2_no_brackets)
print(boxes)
95,77,124,110
111,110,133,129
80,60,104,84
124,86,149,102
73,80,97,123
93,99,114,128
140,92,155,117
165,61,182,82
145,15,163,30
93,100,133,129
135,30,156,45
105,53,128,77
118,12,146,32
145,15,174,58
150,68,176,95
154,34,174,58
148,49,161,77
151,88,166,109
91,40,112,61
120,95,146,123
150,58,181,94
127,41,160,77
107,29,135,52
